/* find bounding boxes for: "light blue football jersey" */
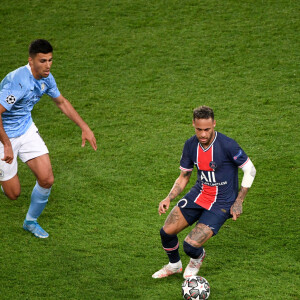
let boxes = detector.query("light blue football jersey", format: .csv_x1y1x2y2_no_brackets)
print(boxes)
0,64,60,138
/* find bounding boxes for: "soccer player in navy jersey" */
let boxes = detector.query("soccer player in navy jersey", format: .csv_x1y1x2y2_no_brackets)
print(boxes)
152,106,256,279
0,39,97,238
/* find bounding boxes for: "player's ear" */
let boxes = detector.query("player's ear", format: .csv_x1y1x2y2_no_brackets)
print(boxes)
213,120,216,127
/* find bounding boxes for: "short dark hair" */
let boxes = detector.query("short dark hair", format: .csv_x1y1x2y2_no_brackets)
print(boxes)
29,39,53,57
193,106,214,120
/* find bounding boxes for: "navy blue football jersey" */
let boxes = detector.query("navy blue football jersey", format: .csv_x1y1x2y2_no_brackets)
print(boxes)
180,132,249,215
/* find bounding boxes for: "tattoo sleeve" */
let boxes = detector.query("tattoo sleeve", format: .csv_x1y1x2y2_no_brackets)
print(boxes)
168,182,182,201
167,171,192,201
231,186,249,216
165,207,182,225
236,186,249,203
187,223,213,247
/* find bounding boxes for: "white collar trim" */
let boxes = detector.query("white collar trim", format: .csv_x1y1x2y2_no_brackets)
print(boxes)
199,131,218,152
26,63,33,75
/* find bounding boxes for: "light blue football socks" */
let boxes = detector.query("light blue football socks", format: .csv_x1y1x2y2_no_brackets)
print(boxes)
25,181,51,221
23,181,51,238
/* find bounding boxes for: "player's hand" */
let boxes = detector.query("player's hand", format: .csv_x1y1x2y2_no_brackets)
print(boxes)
230,199,243,221
158,198,171,216
2,145,14,164
81,128,97,151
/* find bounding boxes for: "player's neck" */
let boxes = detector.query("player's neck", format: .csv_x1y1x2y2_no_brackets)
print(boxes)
199,131,215,149
31,68,42,80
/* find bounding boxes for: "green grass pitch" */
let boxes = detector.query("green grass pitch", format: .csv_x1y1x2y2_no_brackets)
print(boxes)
0,0,299,299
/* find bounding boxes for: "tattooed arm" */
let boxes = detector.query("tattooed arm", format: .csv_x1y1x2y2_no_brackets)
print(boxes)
158,170,192,215
231,159,256,220
230,186,249,221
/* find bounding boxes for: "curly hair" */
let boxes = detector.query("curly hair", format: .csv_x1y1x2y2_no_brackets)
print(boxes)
193,106,214,120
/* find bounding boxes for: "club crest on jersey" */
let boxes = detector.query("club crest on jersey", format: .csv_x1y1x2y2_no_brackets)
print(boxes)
41,83,45,91
6,95,16,105
209,161,217,170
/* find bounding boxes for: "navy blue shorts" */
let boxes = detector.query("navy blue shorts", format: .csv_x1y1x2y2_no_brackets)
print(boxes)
177,197,230,236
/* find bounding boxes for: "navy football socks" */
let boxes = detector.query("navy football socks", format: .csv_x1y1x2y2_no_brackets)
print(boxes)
183,240,204,259
160,227,181,263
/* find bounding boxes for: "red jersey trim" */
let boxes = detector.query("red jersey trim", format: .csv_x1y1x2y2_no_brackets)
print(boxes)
194,185,218,210
239,157,250,168
180,166,193,172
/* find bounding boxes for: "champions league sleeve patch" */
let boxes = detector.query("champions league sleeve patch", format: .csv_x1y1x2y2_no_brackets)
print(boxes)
5,95,16,105
233,150,243,160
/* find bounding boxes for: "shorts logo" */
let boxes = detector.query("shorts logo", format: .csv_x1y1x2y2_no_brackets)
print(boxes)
209,161,217,170
177,198,187,208
6,95,16,105
0,169,4,178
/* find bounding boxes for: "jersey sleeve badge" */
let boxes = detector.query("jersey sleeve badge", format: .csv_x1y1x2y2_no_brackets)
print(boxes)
5,95,16,105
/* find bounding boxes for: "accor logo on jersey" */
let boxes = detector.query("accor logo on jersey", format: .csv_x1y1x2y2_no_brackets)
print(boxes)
200,171,216,183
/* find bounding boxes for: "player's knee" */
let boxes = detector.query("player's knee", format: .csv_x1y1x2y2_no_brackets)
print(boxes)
183,240,203,259
160,227,169,239
160,227,177,241
38,175,54,189
162,225,177,236
47,175,54,187
6,189,21,200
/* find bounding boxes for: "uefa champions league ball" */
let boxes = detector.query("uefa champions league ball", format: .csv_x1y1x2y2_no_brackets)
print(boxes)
182,276,210,299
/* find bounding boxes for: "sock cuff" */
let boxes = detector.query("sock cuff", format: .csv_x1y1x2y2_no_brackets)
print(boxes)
160,227,179,251
35,182,51,196
183,241,203,259
160,227,177,239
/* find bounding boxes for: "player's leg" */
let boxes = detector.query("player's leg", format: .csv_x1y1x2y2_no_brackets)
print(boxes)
0,136,21,199
1,174,21,200
183,223,212,278
22,154,54,238
152,206,189,278
183,210,228,279
26,153,54,188
19,124,53,238
161,205,189,263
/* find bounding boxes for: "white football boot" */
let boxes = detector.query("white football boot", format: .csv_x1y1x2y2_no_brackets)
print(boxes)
183,248,206,279
152,261,182,279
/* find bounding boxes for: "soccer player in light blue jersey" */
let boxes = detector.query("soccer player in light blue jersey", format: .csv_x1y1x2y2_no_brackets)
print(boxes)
0,39,97,238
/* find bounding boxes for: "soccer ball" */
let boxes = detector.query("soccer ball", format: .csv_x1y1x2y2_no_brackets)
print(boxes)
182,276,210,299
